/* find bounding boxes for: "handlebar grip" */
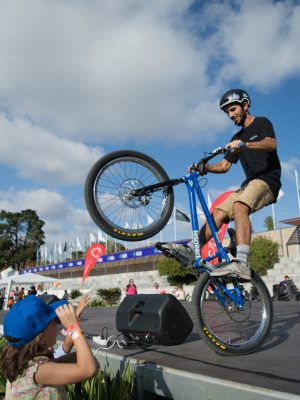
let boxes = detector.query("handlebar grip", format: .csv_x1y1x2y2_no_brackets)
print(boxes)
226,142,245,153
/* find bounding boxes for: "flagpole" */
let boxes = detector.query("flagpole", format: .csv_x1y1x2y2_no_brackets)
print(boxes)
174,208,177,242
271,203,276,230
295,170,300,216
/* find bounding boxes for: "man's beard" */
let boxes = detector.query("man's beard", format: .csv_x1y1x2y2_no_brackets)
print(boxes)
236,111,247,126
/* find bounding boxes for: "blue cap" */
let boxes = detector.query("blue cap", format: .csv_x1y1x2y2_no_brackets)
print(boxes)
4,295,67,347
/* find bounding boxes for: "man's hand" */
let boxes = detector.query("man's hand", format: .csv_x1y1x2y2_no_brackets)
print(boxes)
226,140,245,153
196,160,207,175
188,161,207,175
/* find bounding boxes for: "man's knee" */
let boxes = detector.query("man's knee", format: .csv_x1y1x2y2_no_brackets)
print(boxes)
212,208,229,225
232,201,250,217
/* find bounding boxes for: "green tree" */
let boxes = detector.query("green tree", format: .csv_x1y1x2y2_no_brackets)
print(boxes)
106,240,125,253
97,287,121,306
264,216,274,231
0,209,45,271
156,257,197,285
249,235,279,276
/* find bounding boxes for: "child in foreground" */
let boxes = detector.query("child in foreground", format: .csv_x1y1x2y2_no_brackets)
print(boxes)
0,295,98,399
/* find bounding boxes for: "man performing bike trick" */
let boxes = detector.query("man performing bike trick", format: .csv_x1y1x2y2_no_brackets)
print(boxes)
159,88,281,281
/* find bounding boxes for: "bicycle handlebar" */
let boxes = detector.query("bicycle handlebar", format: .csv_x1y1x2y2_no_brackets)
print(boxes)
197,146,227,164
196,141,246,166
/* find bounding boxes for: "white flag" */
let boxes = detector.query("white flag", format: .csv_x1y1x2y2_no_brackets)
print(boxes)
278,189,284,200
90,232,97,245
207,193,213,209
58,241,62,255
76,236,82,251
97,230,105,243
197,206,206,221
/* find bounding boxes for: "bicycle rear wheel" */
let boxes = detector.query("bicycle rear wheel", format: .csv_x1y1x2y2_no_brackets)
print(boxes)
85,150,174,242
192,270,273,355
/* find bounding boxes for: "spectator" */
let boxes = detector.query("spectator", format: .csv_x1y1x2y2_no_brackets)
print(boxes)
0,295,98,399
62,290,69,300
28,285,37,296
125,279,137,295
14,287,20,302
172,285,186,300
153,282,166,294
0,288,5,310
278,275,290,297
18,287,25,301
40,293,92,358
8,290,14,309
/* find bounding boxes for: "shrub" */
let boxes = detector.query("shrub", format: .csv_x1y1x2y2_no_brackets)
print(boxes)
66,362,134,400
249,235,279,276
157,257,197,286
70,289,83,299
88,297,103,308
97,288,121,306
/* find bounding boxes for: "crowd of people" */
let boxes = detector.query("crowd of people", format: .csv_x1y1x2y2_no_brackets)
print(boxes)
123,278,186,300
0,285,38,310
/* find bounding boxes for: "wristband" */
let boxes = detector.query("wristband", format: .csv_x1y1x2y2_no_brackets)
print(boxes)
66,322,80,333
71,330,83,340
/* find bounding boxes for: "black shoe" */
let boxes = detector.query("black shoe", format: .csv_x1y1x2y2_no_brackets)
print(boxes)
155,242,194,266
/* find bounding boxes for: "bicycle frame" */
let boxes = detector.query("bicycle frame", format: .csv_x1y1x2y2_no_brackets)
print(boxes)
184,171,230,269
184,172,246,308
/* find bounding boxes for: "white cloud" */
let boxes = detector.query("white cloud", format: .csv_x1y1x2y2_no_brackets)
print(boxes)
281,157,300,180
0,114,104,186
0,0,299,148
208,0,300,90
0,0,225,145
0,188,97,243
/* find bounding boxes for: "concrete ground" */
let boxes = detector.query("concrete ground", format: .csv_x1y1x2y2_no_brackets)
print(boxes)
1,302,299,397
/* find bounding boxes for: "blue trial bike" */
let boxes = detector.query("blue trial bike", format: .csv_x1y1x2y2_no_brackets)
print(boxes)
84,148,273,355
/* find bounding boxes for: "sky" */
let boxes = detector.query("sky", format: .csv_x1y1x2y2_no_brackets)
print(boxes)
1,0,300,252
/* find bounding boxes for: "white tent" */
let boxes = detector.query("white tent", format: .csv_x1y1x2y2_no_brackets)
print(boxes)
0,273,58,310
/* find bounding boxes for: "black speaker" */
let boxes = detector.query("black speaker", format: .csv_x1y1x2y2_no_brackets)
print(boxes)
116,294,193,346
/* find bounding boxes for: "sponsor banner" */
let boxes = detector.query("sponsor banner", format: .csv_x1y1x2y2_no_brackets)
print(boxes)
22,241,188,274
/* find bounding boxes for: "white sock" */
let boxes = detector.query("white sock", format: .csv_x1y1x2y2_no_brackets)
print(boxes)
236,244,250,266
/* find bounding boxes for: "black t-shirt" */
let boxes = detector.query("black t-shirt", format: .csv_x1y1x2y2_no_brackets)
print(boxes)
224,117,281,200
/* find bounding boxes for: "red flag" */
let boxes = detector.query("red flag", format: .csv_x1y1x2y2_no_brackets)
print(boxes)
82,243,106,283
201,191,234,264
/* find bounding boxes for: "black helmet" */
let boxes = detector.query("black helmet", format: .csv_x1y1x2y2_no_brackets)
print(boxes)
219,89,251,110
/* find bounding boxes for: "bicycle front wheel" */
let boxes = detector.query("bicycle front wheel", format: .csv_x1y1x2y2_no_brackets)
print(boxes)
84,150,174,242
192,270,273,355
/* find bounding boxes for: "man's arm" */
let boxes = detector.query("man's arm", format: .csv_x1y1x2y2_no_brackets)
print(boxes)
227,137,277,153
206,158,232,174
245,137,276,151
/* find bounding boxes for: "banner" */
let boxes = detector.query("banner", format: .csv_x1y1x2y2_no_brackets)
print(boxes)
201,191,234,264
83,243,107,283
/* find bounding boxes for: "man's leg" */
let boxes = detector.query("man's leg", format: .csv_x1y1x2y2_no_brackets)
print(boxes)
211,201,251,280
199,208,229,245
156,208,229,265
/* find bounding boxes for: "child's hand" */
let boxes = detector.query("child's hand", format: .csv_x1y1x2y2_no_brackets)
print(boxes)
55,304,78,330
76,294,92,319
